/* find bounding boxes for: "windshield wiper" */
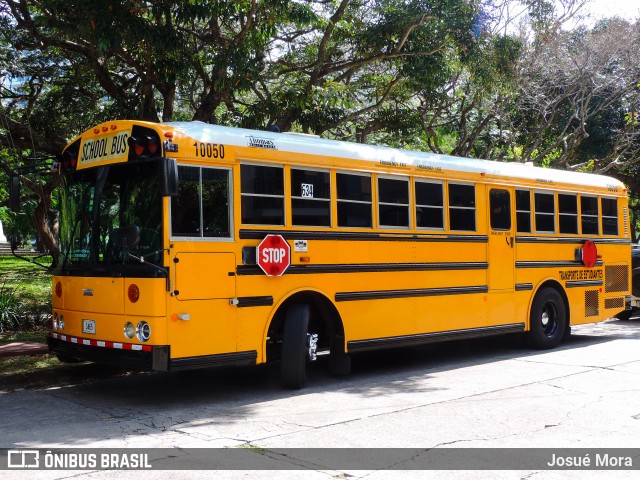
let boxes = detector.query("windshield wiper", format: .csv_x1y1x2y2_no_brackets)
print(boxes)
125,249,171,291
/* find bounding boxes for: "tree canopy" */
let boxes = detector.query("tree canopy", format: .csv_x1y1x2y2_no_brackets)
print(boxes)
2,0,640,248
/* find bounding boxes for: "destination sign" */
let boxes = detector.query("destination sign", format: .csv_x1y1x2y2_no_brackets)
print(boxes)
79,130,131,166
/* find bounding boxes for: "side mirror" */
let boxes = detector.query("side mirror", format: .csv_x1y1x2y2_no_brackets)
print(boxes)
9,175,20,212
160,158,178,197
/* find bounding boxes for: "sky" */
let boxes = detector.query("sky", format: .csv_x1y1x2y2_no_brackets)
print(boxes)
583,0,640,21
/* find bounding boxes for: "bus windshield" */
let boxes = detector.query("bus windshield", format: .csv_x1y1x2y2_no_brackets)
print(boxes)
58,160,163,274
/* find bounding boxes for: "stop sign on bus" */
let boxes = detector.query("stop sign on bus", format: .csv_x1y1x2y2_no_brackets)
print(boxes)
257,234,291,276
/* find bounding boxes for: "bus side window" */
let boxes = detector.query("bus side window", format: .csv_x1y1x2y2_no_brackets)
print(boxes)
378,177,409,228
337,173,372,228
241,164,284,225
415,180,444,229
202,168,231,237
558,193,578,234
171,166,201,237
534,191,555,233
516,189,531,233
171,166,231,238
291,169,331,226
581,195,599,235
490,189,511,230
448,183,475,231
601,198,618,235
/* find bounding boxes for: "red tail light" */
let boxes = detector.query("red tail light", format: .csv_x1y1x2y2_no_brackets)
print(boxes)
147,137,158,154
127,135,160,158
128,284,140,303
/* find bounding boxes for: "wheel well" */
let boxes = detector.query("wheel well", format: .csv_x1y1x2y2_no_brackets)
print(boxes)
533,280,570,327
266,291,345,363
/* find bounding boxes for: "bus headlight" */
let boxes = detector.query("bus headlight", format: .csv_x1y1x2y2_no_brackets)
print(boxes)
136,321,151,342
124,322,135,339
59,316,65,330
53,312,59,330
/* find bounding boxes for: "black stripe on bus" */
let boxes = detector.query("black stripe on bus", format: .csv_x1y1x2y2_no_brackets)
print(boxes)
237,262,489,276
515,260,604,269
170,351,257,371
236,296,274,307
565,280,604,288
239,229,488,243
347,323,525,352
335,285,488,302
516,236,630,245
515,283,534,291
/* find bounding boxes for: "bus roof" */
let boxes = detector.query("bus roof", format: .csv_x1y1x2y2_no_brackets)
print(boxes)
168,121,625,192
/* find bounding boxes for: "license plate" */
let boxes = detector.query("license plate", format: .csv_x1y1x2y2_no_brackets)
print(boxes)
82,319,96,335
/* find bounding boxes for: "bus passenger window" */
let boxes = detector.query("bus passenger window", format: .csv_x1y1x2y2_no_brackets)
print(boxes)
490,189,511,230
378,177,409,228
601,198,618,235
516,189,531,233
202,169,231,237
415,181,444,229
171,166,201,237
581,196,599,235
558,193,578,234
241,164,284,225
171,166,231,238
291,169,331,226
448,183,475,231
534,191,555,233
337,173,372,228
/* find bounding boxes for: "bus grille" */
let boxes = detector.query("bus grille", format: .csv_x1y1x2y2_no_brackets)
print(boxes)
605,265,629,293
604,297,625,309
585,290,599,317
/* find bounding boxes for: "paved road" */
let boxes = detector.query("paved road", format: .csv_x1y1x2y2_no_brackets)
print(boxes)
2,319,640,479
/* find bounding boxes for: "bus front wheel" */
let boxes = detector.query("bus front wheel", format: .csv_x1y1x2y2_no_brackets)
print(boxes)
527,287,566,349
280,304,310,389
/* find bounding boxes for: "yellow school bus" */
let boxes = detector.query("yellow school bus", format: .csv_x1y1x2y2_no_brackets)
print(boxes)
41,120,631,388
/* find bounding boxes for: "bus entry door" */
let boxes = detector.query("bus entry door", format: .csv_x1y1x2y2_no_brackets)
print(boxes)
488,188,515,292
169,252,237,359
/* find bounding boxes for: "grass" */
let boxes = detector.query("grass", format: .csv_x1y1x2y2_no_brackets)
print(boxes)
0,255,52,334
0,255,52,301
0,354,60,376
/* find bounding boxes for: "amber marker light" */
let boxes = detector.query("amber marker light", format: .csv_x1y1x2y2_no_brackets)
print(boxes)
128,284,140,303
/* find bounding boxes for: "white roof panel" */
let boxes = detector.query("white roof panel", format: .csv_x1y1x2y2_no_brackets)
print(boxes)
167,121,625,191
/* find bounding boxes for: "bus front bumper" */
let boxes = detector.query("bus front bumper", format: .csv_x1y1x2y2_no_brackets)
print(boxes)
47,333,169,371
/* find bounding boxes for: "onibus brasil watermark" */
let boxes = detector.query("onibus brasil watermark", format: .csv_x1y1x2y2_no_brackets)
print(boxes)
2,448,639,470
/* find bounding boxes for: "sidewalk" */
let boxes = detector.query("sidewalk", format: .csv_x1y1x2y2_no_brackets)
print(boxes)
0,341,49,358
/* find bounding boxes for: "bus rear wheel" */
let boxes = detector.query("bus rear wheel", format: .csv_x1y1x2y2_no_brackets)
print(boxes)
527,287,566,349
280,304,310,389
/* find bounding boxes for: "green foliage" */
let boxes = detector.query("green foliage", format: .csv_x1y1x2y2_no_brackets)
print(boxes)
0,256,52,333
0,282,27,333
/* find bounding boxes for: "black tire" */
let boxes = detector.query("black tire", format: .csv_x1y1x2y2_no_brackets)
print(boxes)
614,309,634,321
280,304,310,389
632,268,640,298
526,287,567,349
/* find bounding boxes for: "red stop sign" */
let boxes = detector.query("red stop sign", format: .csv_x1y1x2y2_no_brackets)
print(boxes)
257,235,291,276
